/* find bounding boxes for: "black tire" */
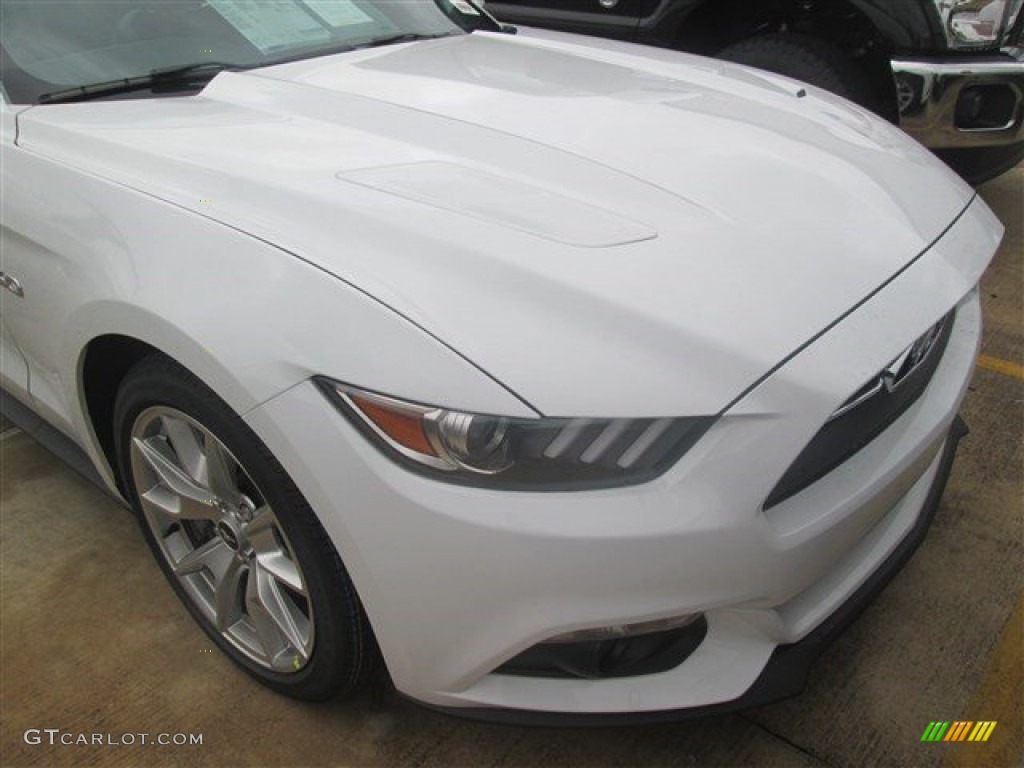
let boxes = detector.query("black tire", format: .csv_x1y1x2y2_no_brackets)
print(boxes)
934,142,1024,186
718,33,874,111
113,353,376,701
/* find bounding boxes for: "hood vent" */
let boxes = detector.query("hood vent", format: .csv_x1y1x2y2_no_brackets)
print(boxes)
337,162,657,247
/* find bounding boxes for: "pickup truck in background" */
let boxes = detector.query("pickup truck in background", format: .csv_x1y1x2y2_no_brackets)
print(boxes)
486,0,1024,184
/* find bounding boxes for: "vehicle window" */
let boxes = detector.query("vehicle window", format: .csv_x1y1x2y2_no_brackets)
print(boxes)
0,0,489,103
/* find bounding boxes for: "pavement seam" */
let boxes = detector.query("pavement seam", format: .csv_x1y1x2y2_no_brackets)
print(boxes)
740,713,835,767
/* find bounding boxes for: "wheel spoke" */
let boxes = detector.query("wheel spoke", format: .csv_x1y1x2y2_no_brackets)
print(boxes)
160,415,205,482
244,505,275,536
133,436,219,520
213,557,246,632
246,562,309,662
171,537,229,576
203,438,240,506
245,565,287,659
138,487,182,532
246,507,306,596
254,550,306,596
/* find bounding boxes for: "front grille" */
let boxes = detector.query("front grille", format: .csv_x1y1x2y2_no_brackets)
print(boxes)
764,312,954,509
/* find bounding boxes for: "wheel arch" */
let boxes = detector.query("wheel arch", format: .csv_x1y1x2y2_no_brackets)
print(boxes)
72,305,267,497
79,333,160,495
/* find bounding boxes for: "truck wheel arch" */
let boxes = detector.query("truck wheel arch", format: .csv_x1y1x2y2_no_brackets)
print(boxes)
660,0,922,121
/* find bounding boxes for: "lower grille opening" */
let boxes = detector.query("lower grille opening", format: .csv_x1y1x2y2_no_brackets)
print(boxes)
494,616,708,680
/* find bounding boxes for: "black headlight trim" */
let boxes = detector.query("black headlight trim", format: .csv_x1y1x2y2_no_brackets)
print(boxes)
315,377,714,492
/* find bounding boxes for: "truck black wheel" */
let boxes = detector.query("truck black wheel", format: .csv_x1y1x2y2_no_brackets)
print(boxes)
718,33,873,110
935,143,1024,187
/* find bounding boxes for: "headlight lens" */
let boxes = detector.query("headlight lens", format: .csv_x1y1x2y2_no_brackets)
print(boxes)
937,0,1020,47
317,379,713,490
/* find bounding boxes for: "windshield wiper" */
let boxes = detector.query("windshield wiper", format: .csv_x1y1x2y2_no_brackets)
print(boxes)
353,31,460,50
38,62,243,105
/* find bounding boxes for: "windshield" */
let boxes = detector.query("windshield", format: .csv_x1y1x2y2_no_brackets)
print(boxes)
1,0,493,104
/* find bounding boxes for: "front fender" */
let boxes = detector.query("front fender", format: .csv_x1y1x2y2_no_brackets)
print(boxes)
3,149,535,491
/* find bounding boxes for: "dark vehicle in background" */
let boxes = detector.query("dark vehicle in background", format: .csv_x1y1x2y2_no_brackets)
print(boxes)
486,0,1024,184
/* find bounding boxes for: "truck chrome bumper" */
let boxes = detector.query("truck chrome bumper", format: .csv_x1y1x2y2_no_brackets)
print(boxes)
892,51,1024,148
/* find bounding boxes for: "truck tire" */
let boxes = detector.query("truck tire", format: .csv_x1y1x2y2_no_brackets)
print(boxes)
935,143,1024,186
718,33,874,110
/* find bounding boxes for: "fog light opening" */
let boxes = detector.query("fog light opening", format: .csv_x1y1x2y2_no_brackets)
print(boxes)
955,84,1019,131
543,613,700,644
495,615,708,680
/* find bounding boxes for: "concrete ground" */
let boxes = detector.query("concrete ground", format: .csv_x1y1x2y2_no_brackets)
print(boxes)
1,168,1021,768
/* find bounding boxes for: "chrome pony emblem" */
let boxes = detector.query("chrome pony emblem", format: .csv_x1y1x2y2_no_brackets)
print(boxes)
883,320,945,392
829,317,947,421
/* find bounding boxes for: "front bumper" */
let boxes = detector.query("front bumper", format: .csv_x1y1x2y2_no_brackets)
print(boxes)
892,50,1024,148
422,416,968,726
245,197,997,718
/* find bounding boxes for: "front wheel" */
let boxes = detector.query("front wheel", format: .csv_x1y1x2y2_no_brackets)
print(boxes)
113,354,375,700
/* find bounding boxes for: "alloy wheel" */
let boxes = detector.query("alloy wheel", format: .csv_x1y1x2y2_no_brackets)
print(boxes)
129,406,314,673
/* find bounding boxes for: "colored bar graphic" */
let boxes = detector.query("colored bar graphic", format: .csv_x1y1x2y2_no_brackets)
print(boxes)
923,720,997,742
945,721,972,741
921,722,950,741
976,722,997,742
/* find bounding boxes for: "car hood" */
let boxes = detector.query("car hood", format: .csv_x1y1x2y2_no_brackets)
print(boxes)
16,31,977,417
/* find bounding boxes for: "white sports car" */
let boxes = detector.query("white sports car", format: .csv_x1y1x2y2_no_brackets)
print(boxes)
0,0,1002,722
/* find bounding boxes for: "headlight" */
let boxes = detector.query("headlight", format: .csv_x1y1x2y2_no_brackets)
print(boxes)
317,379,713,490
936,0,1021,48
